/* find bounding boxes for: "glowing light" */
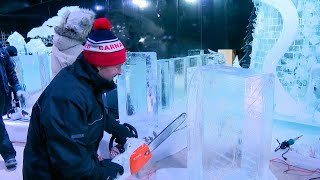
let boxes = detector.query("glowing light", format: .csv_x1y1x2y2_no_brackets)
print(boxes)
132,0,149,9
95,5,104,11
139,37,145,43
185,0,197,4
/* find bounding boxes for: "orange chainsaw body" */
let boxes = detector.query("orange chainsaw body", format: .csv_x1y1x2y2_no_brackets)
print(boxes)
129,143,152,174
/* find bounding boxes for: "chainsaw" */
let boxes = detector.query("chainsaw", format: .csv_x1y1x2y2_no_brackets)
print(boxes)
108,113,187,179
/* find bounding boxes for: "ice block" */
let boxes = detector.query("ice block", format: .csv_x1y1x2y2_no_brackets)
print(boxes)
187,65,274,180
117,52,158,123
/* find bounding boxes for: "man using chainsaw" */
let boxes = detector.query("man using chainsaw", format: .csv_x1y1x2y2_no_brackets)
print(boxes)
23,18,136,180
0,43,27,170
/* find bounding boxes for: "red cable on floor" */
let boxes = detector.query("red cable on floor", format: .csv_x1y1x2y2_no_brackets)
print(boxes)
270,158,320,175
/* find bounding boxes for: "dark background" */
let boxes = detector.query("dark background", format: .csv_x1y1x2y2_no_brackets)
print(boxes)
0,0,254,58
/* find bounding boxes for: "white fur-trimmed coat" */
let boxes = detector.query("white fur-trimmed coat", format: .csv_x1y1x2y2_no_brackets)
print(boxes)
51,8,95,78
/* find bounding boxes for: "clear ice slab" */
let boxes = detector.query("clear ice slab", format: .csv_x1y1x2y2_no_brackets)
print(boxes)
117,52,158,123
187,65,274,179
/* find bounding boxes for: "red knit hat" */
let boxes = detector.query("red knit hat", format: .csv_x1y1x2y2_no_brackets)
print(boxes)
83,18,126,66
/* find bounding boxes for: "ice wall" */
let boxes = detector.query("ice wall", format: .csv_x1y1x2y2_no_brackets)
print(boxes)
251,0,320,121
187,65,274,179
117,52,158,123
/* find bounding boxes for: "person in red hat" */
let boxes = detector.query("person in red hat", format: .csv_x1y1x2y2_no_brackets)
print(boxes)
23,18,136,180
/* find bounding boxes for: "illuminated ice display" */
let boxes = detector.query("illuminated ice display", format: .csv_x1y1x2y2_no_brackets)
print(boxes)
251,0,320,122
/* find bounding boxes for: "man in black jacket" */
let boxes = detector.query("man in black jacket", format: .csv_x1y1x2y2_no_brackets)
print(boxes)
23,18,135,180
0,43,26,170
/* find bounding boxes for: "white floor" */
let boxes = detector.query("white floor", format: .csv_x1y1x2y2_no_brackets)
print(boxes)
0,143,24,180
2,143,320,180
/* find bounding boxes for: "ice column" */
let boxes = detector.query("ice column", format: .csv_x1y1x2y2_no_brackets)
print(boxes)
16,54,51,93
117,52,158,122
157,59,174,112
187,65,274,180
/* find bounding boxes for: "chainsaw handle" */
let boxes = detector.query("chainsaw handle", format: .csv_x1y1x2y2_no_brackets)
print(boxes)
109,123,138,151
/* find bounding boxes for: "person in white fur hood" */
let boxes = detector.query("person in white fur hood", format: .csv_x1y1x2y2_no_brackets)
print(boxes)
51,8,95,77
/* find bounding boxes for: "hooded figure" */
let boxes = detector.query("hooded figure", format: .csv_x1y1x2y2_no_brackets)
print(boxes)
51,8,95,77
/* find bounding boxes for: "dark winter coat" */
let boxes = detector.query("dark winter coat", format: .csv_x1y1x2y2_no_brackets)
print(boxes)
23,54,119,179
0,45,21,95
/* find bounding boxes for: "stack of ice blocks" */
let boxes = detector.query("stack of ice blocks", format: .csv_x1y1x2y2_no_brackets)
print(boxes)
157,54,212,114
117,52,158,122
187,65,274,179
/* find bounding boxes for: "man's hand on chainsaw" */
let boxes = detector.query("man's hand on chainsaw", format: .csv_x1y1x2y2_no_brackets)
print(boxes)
101,159,124,180
113,123,136,146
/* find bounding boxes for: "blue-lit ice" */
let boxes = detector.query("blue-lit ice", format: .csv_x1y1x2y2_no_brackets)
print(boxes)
117,52,158,124
187,65,274,179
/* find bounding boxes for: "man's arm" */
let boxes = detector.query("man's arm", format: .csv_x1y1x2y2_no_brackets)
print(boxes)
42,95,118,179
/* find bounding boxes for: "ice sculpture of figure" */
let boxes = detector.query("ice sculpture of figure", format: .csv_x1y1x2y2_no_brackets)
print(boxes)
187,65,274,180
51,8,95,77
7,31,27,55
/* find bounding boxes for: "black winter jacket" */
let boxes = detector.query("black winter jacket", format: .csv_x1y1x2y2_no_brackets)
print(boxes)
0,46,21,94
23,54,120,179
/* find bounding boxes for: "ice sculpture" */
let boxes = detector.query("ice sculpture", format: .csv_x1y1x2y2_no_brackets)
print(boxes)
157,59,174,111
42,16,62,27
27,26,54,39
187,65,274,179
251,0,299,117
26,39,47,55
7,31,27,55
15,54,51,93
117,52,158,123
252,0,320,120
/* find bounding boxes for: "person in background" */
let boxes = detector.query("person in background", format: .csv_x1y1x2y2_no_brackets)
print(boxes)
3,46,20,116
23,18,136,180
0,43,27,170
51,8,95,77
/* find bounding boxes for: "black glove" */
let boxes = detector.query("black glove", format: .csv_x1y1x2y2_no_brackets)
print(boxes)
113,123,136,146
101,159,124,180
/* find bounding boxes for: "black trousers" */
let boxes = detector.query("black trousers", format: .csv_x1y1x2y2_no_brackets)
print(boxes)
0,87,16,161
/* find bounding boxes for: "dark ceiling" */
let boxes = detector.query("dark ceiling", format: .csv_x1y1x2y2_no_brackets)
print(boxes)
0,0,54,14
